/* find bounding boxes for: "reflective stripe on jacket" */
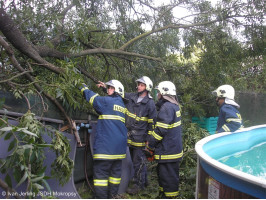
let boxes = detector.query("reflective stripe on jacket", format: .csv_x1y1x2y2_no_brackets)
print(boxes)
83,89,127,160
147,99,183,163
124,92,156,147
216,103,243,133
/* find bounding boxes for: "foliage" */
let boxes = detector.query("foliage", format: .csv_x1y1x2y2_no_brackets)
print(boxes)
50,130,74,186
0,0,265,122
0,0,265,198
0,110,73,197
179,122,209,199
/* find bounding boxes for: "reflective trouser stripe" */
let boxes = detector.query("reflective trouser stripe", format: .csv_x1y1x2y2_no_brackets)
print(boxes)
164,191,179,197
109,177,121,184
94,179,108,186
94,177,121,186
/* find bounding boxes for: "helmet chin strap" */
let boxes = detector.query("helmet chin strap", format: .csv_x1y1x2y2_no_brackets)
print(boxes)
138,89,147,96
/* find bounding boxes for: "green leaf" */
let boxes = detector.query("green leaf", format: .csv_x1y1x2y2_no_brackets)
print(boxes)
43,176,50,180
31,175,44,183
16,171,28,188
42,179,51,193
37,167,47,176
13,168,21,183
33,183,44,190
5,174,12,188
4,132,13,140
36,144,53,148
21,144,33,149
8,139,16,152
17,128,38,137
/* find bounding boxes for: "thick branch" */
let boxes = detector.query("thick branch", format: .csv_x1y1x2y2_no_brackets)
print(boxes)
36,46,68,58
72,48,162,61
36,46,162,61
119,17,238,51
0,35,74,133
0,8,160,63
0,8,63,74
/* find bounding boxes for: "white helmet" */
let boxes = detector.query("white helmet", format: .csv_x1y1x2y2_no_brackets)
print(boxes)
155,81,176,96
212,84,235,100
105,80,124,97
135,76,153,92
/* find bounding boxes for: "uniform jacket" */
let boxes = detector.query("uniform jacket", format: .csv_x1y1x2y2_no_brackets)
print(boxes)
216,103,243,133
83,89,127,160
147,99,183,163
124,92,156,147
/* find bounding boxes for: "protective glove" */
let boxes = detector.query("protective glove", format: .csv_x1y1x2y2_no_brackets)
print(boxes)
79,83,89,93
143,147,154,161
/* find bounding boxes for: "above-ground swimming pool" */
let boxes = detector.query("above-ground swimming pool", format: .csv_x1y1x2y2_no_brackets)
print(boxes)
195,125,266,199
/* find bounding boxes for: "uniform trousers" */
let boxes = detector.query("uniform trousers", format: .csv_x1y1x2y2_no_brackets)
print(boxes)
129,147,148,188
157,161,180,198
93,160,122,199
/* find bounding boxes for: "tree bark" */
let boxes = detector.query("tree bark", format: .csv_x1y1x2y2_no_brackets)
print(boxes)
0,8,63,74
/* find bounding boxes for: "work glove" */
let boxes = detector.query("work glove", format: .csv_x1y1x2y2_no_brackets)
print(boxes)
79,83,89,93
143,147,154,162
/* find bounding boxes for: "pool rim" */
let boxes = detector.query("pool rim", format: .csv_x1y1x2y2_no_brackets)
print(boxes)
195,124,266,190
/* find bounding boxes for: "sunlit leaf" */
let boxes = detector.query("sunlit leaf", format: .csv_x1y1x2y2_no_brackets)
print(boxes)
17,128,38,137
0,127,13,132
16,171,28,188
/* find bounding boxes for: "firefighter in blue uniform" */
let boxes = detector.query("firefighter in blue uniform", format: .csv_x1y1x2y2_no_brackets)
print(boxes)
146,81,183,198
79,80,127,199
212,84,243,133
125,76,157,194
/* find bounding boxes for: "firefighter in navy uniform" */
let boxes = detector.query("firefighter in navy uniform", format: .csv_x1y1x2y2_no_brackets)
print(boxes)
79,80,127,199
146,81,183,198
125,76,157,194
212,84,243,133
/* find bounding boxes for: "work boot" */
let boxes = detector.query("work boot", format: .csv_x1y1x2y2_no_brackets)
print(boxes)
126,184,142,195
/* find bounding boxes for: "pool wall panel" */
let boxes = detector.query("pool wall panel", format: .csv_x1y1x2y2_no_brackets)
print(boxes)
195,125,266,199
